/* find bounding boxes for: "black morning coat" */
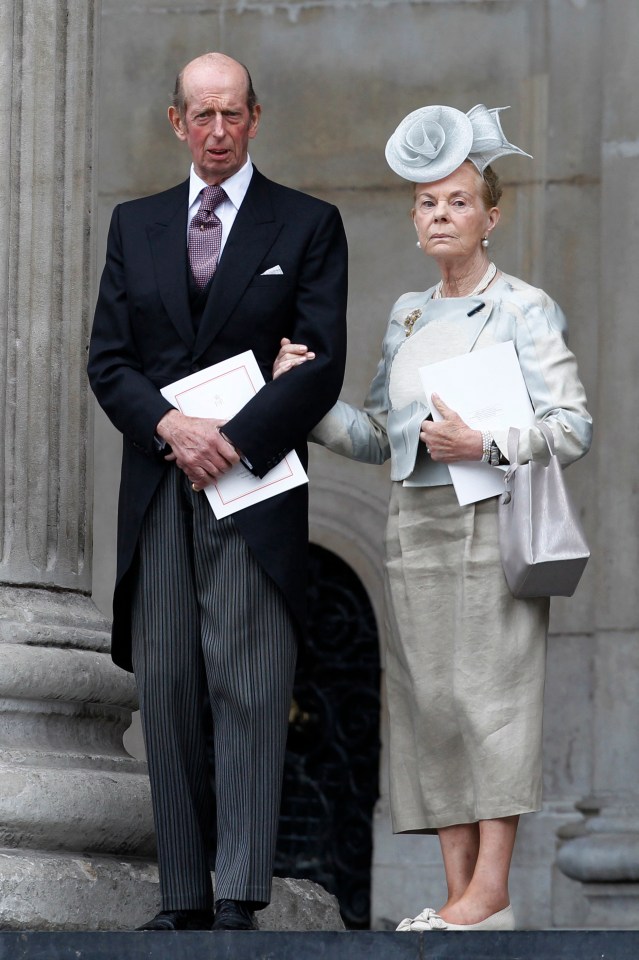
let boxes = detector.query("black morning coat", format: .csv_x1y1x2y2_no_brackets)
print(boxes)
88,167,348,671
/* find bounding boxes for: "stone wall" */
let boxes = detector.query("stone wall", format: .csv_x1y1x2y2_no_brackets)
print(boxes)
91,0,639,929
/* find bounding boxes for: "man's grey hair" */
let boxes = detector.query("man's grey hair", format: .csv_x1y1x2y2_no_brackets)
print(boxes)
172,54,258,119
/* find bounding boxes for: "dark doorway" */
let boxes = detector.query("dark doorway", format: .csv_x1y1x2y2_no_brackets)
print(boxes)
274,544,381,928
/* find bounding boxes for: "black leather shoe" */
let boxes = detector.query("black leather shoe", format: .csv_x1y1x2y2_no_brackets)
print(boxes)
213,899,258,930
136,909,215,931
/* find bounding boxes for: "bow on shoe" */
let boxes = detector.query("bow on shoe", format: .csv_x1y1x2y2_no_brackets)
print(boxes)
396,907,448,931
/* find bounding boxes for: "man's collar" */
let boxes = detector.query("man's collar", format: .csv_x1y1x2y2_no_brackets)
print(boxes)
188,157,254,210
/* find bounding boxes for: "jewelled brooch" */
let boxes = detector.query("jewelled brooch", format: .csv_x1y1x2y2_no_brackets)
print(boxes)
403,308,422,337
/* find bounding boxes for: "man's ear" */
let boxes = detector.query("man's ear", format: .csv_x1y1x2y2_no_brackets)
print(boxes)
168,105,187,142
248,104,262,141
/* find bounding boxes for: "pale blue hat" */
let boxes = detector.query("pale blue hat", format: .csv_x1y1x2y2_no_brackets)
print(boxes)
385,103,532,183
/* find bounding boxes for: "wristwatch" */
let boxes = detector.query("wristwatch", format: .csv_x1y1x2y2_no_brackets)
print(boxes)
481,430,504,466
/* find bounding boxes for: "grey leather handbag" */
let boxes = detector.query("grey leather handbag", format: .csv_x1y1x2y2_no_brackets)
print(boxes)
498,423,590,598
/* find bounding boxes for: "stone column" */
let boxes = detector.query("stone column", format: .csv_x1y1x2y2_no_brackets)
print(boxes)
0,0,157,930
554,0,639,929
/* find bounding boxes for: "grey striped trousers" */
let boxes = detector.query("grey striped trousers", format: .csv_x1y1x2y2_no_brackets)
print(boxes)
131,465,297,909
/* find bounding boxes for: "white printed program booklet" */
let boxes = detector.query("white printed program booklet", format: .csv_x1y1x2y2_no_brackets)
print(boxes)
160,350,308,518
419,340,535,506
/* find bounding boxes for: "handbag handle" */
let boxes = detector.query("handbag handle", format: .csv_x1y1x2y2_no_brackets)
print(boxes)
502,421,556,504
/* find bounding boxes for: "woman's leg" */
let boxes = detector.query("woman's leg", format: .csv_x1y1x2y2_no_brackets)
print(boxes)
437,815,519,924
437,822,480,909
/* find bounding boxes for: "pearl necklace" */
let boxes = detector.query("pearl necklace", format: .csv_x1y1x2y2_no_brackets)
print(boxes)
432,261,497,300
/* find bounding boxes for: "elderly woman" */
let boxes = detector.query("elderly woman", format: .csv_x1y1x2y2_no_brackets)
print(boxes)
274,104,592,931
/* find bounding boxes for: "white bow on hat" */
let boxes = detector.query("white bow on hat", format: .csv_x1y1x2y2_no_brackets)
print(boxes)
385,103,532,183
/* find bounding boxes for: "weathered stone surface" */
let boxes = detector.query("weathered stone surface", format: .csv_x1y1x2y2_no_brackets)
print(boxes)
0,859,343,932
552,0,639,931
0,852,159,932
0,587,156,930
261,877,345,931
558,834,639,884
1,0,96,593
0,1,160,931
4,929,639,960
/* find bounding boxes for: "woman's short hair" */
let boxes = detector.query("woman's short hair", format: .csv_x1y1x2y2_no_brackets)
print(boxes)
479,164,502,208
412,161,503,209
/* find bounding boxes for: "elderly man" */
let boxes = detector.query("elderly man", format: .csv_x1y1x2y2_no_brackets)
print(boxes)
88,53,347,931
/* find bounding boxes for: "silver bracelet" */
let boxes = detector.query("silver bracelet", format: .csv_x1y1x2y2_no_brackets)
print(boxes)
481,429,492,463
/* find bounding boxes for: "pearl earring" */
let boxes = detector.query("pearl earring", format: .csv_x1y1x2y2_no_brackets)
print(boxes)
416,240,421,248
481,237,489,248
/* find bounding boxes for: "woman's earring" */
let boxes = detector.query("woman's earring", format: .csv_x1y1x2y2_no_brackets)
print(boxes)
416,240,421,248
481,236,489,248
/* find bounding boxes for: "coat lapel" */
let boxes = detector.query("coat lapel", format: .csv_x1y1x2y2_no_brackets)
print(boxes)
147,180,194,349
406,295,494,353
467,298,494,350
193,169,282,359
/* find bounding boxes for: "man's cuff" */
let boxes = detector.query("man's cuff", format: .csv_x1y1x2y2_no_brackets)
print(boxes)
219,429,253,471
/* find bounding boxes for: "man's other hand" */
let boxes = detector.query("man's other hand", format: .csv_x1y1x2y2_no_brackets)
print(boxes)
156,410,240,490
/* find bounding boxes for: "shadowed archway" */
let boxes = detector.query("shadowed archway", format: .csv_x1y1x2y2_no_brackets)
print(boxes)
275,544,381,928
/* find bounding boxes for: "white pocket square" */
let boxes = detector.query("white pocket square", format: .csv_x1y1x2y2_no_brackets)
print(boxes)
260,265,283,275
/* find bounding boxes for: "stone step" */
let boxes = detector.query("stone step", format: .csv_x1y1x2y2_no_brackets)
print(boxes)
0,930,637,959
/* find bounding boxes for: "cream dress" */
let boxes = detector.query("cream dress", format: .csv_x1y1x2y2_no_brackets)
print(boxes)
312,275,591,834
384,305,549,833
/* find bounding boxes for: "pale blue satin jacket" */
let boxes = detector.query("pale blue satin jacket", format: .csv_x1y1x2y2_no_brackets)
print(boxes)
311,272,592,484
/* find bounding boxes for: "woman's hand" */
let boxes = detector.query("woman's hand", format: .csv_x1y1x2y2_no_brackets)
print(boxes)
420,394,483,462
272,337,315,380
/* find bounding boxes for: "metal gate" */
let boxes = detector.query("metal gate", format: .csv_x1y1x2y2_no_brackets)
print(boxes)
275,544,381,928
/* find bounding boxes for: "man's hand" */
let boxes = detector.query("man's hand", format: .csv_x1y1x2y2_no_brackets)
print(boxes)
157,409,240,491
420,394,483,462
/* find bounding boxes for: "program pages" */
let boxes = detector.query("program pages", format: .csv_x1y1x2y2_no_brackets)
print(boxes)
419,340,535,506
160,351,308,518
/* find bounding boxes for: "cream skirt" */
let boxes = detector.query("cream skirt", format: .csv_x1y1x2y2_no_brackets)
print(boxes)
384,482,549,833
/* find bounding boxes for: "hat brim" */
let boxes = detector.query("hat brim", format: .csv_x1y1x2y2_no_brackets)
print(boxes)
385,105,474,183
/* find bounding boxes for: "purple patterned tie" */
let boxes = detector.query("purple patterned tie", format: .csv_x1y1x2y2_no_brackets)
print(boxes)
188,184,227,288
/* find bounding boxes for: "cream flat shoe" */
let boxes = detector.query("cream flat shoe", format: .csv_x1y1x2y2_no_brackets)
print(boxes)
396,904,515,932
437,904,515,931
396,907,447,931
